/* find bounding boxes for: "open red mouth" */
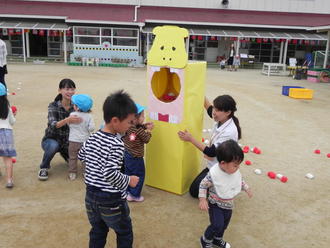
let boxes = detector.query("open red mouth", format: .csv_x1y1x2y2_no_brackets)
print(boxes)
148,66,184,124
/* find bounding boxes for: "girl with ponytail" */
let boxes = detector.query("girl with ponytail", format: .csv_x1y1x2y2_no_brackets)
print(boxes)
178,94,242,198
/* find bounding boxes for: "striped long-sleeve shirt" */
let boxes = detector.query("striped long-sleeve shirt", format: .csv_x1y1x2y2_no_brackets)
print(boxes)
122,124,151,157
78,130,130,198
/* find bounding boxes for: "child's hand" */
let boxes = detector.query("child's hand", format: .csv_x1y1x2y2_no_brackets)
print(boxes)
129,176,139,188
199,198,209,211
145,122,154,130
246,188,253,198
178,130,192,142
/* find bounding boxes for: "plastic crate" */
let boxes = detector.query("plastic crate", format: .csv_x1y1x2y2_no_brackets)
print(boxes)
307,76,320,83
282,86,304,96
289,88,313,99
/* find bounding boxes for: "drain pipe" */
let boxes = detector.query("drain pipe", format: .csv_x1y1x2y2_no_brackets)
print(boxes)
134,0,141,22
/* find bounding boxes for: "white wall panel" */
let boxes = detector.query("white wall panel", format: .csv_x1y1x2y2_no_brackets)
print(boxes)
25,0,330,14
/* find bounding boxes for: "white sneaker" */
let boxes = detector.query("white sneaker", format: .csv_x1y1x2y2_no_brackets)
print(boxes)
68,173,77,181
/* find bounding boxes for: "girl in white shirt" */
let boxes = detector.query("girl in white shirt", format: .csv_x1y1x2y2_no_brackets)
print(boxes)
0,83,16,188
178,95,241,198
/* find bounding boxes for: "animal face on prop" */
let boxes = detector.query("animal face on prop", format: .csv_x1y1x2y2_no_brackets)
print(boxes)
145,25,206,194
148,26,188,68
147,26,189,124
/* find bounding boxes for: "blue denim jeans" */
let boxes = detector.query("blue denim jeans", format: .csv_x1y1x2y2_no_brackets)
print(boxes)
85,187,133,248
204,203,232,240
124,151,145,197
39,138,68,169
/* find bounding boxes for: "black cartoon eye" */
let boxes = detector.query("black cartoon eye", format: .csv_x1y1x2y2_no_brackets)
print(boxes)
160,46,164,50
172,47,176,51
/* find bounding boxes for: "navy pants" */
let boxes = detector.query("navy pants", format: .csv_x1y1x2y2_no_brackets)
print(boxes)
39,138,68,169
204,203,232,240
124,151,145,197
85,187,133,248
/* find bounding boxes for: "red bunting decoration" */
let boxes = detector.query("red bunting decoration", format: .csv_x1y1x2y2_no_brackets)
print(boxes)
263,38,268,42
39,30,45,36
210,36,216,40
198,35,203,40
66,29,72,36
15,29,22,35
292,39,297,44
191,35,196,40
304,40,310,45
8,29,14,35
257,38,262,43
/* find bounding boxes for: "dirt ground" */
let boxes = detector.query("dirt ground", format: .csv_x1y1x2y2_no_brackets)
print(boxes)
0,64,329,248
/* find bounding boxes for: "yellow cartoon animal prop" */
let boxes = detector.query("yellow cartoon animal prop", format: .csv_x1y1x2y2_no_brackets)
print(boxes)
145,25,206,195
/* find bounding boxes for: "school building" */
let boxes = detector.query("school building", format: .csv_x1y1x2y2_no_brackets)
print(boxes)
0,0,329,67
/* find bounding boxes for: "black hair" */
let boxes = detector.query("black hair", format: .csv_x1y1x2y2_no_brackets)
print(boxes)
216,139,244,164
103,90,137,123
0,95,9,119
54,78,76,101
213,95,242,139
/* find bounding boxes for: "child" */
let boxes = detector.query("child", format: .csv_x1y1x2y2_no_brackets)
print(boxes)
68,94,95,180
233,55,240,71
0,82,16,188
122,103,154,202
219,59,226,70
78,90,139,248
199,139,252,248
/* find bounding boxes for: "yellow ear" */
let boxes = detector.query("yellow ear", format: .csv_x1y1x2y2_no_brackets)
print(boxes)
179,28,189,38
152,26,161,36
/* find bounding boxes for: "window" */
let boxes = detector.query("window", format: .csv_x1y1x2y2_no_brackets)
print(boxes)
74,36,100,45
113,38,137,46
73,26,139,47
113,29,137,37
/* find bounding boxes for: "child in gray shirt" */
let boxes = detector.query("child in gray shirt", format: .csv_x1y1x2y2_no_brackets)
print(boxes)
68,94,95,180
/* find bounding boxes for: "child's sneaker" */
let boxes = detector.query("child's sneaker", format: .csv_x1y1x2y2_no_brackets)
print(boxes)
200,236,212,248
68,173,77,181
134,196,144,202
38,169,48,181
213,237,231,248
6,179,14,189
126,194,134,202
126,194,144,202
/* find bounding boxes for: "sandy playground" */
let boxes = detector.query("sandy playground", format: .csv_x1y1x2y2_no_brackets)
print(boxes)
0,64,329,248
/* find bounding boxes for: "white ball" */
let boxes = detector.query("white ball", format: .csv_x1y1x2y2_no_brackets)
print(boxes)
305,173,314,179
250,148,254,152
204,139,210,145
238,143,242,147
202,129,207,133
276,173,283,179
17,87,21,90
207,129,212,133
254,169,262,175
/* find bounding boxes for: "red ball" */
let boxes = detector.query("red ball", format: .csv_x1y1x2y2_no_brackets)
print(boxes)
245,160,252,165
12,158,17,163
243,146,249,153
11,92,16,95
281,176,288,183
267,171,276,179
314,149,321,154
255,149,261,154
327,153,330,158
11,106,17,114
201,138,205,142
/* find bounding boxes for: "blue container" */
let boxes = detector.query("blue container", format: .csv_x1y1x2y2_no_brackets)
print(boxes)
282,86,304,96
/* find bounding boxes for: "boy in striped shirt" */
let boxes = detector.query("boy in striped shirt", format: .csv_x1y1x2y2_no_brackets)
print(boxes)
78,90,139,248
